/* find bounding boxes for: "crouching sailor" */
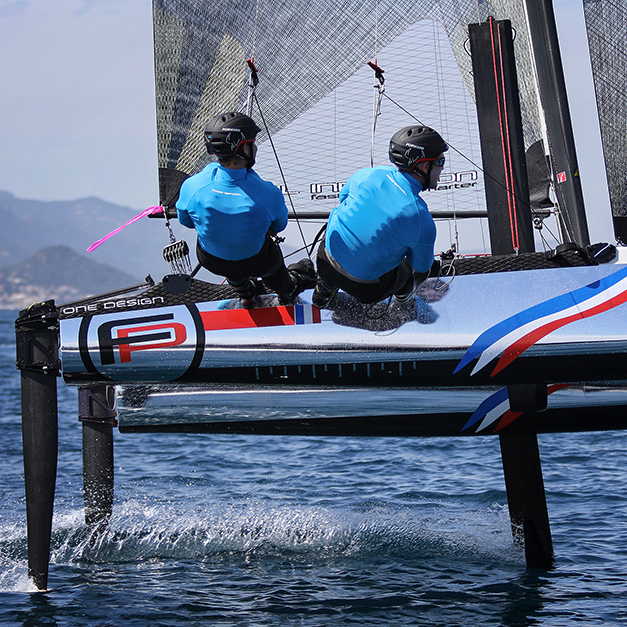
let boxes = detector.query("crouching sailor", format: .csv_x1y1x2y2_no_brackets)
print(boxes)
313,125,447,308
176,111,315,308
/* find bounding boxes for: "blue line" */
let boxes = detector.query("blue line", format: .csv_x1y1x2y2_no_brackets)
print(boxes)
295,305,304,324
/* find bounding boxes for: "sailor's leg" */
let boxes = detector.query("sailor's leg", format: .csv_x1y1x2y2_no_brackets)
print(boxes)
393,261,429,304
312,278,339,309
196,241,260,308
312,242,340,308
390,260,417,304
258,239,316,304
267,266,299,305
285,258,317,302
225,276,258,309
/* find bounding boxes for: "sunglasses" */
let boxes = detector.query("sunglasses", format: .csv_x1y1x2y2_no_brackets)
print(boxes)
430,156,446,167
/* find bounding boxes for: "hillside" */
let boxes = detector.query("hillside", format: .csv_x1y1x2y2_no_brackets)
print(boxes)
0,191,181,278
0,191,307,308
0,246,140,310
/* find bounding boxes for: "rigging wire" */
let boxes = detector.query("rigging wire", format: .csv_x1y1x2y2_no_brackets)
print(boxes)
379,90,540,223
252,91,313,259
534,211,561,251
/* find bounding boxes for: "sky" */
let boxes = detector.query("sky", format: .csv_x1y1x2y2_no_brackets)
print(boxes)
0,0,616,244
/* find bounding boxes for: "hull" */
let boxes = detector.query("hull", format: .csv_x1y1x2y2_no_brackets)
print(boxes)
60,257,627,390
115,382,627,436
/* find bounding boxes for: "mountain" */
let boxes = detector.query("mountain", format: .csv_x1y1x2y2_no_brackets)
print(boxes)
0,246,141,310
0,191,179,278
0,191,308,307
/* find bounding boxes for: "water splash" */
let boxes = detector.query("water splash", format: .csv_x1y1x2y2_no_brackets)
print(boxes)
38,499,521,568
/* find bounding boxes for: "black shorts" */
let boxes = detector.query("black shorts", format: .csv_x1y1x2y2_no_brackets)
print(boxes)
196,235,294,295
196,234,284,281
316,241,413,304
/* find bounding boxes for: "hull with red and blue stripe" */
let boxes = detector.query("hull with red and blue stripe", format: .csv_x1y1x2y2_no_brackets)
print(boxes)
60,261,627,387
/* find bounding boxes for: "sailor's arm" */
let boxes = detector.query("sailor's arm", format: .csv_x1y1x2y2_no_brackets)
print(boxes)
267,185,289,234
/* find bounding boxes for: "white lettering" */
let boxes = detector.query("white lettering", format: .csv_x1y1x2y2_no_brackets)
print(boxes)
211,189,242,196
63,296,167,316
438,171,478,184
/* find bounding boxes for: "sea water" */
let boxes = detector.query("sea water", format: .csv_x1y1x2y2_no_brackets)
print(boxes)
1,310,626,625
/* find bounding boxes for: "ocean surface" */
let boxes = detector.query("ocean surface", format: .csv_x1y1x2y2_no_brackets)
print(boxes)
1,309,626,625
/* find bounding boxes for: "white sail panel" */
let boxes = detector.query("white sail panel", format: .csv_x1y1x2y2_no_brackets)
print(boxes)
253,20,486,219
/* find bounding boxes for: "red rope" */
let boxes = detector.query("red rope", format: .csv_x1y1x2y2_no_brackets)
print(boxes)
497,23,520,251
489,17,520,252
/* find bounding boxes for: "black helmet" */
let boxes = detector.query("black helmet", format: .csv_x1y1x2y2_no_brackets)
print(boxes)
204,112,261,156
389,126,448,171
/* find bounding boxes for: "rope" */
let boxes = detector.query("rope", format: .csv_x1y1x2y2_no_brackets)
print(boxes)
489,17,520,252
252,92,312,259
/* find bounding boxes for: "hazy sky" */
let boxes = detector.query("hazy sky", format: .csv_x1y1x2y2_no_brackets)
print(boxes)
0,0,157,209
0,0,616,243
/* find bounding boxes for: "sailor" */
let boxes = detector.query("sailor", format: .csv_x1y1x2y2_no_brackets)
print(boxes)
176,111,315,308
313,125,447,308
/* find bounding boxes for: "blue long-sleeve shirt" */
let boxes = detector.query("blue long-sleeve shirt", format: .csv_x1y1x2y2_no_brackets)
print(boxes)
325,166,436,280
176,162,288,261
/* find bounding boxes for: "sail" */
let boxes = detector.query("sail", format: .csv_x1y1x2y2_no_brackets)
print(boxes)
153,0,568,251
583,0,627,244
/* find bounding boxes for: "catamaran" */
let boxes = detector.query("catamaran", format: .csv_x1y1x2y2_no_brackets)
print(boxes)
50,0,627,434
17,0,627,589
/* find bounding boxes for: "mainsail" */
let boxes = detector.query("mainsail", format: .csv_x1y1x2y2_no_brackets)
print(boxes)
152,0,587,253
583,0,627,244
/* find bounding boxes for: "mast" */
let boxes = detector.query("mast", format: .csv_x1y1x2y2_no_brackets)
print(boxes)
523,0,590,247
469,18,535,255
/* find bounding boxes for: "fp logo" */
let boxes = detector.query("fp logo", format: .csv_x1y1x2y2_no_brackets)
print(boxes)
97,313,187,365
73,305,203,382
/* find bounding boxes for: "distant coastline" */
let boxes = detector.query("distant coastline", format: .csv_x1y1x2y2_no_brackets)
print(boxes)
0,245,139,310
0,191,174,290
